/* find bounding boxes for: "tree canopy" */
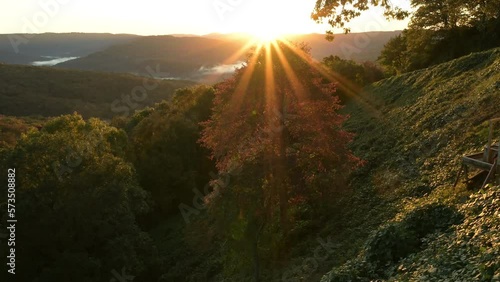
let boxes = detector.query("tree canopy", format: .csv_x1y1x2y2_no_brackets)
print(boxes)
312,0,409,39
1,114,153,282
124,86,215,218
376,0,500,73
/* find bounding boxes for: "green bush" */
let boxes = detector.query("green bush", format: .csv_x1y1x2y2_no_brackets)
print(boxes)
322,203,463,281
364,222,420,270
403,203,463,238
320,258,372,282
364,203,462,271
390,186,500,281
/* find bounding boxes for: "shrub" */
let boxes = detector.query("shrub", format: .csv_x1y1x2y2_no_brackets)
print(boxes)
364,222,420,270
319,203,464,281
363,203,463,273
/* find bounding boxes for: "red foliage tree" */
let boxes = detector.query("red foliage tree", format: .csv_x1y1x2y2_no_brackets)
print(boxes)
199,40,362,278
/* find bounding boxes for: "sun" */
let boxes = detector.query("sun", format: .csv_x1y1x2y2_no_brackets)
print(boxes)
251,28,284,43
240,11,288,43
224,0,325,44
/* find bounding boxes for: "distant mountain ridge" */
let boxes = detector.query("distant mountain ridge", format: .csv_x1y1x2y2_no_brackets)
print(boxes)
55,35,245,81
202,31,402,62
0,33,139,64
0,31,401,82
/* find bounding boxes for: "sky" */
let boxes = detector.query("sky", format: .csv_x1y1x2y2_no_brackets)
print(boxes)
0,0,411,36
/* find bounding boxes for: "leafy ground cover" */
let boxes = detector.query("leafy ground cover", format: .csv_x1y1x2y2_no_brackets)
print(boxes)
317,47,500,281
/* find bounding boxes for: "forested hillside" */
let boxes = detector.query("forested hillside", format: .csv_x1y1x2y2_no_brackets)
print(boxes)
0,63,194,118
56,36,246,80
0,85,216,282
0,33,138,64
2,0,500,280
2,41,498,281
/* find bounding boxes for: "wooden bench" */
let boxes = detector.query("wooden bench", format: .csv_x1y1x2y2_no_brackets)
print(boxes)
455,118,500,189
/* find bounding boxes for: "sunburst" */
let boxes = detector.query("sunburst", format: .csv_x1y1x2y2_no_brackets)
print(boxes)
208,33,383,124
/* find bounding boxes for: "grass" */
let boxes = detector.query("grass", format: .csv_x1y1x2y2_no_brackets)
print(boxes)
313,47,500,281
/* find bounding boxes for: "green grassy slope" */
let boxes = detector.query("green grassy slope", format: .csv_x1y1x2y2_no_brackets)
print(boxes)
0,63,195,119
346,47,499,188
315,47,500,281
347,47,500,191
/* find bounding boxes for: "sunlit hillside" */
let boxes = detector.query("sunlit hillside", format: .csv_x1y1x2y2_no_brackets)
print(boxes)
1,0,499,281
320,47,500,281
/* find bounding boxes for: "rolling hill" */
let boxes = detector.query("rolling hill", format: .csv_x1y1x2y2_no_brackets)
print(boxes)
0,33,138,65
1,34,499,280
0,32,400,83
56,35,246,80
55,32,400,82
0,63,195,119
205,31,402,62
286,31,401,62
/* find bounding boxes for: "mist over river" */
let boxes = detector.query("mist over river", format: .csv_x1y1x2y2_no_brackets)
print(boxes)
32,56,79,66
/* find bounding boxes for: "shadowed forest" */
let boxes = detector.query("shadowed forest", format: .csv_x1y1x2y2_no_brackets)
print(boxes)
1,0,500,281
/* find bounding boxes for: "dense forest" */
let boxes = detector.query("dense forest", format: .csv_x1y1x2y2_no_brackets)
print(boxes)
0,64,194,118
1,0,500,281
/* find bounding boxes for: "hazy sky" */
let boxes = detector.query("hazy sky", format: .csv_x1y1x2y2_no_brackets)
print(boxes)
1,0,410,35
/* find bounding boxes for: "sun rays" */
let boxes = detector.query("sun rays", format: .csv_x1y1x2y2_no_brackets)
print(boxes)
253,31,284,44
216,35,383,124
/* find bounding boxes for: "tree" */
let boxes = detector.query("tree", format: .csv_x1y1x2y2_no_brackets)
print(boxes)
462,0,500,49
311,0,409,39
322,55,385,88
1,114,152,282
362,61,386,83
409,0,465,30
463,0,500,28
126,86,215,219
312,0,499,73
323,55,366,85
200,41,362,279
378,34,409,75
378,0,500,74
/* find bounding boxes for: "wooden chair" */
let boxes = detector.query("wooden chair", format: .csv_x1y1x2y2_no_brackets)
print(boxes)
455,118,500,189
